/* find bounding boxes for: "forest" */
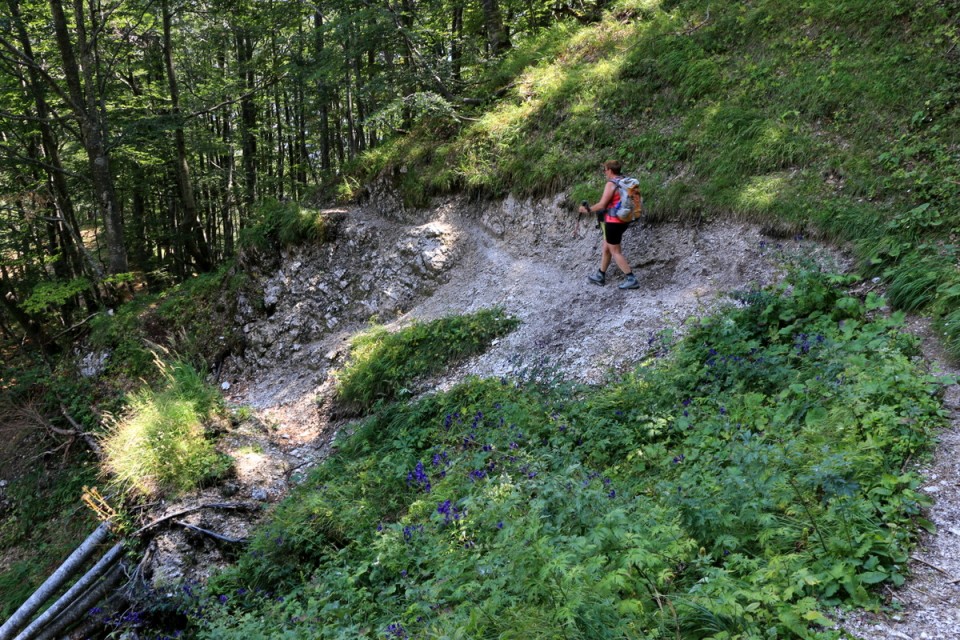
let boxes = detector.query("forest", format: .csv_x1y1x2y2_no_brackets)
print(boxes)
2,0,960,638
0,0,553,334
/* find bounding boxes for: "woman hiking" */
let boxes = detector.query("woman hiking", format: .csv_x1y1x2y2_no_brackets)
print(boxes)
578,160,640,290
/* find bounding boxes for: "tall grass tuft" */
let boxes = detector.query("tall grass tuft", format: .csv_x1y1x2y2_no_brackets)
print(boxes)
100,357,230,497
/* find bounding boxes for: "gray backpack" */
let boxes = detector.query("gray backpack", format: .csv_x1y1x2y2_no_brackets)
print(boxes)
609,177,644,223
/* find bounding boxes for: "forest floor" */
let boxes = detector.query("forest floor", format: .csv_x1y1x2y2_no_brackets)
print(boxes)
144,194,958,639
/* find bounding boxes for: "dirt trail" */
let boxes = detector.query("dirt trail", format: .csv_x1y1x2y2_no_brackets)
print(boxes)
146,193,959,639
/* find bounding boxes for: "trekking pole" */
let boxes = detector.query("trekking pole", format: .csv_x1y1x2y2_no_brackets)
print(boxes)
574,200,589,237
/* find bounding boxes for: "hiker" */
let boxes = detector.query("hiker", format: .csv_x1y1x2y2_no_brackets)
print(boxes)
578,160,640,290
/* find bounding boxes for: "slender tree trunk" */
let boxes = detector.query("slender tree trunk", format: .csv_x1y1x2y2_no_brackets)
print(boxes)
8,0,100,288
130,163,149,269
161,0,212,272
236,28,258,213
274,86,285,198
353,52,365,153
344,66,356,158
282,90,296,197
313,10,332,173
333,89,345,166
49,0,128,274
451,2,463,81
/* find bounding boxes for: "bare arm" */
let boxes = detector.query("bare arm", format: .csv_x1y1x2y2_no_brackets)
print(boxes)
579,181,616,214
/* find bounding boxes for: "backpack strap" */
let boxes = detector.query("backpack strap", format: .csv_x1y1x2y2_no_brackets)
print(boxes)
607,178,622,211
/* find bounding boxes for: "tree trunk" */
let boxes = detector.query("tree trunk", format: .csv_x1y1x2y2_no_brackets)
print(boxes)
236,28,258,213
479,0,510,55
451,2,463,82
353,52,365,153
161,0,213,272
8,0,97,285
313,10,332,173
49,0,128,274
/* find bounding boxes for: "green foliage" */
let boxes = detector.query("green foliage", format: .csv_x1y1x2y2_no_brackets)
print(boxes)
87,297,159,381
357,0,960,336
19,278,91,316
935,274,960,360
239,198,336,253
151,265,248,368
334,308,520,409
100,358,230,497
87,263,249,380
189,270,946,639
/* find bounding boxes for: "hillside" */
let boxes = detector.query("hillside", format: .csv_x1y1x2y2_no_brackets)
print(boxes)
360,0,960,358
2,0,960,638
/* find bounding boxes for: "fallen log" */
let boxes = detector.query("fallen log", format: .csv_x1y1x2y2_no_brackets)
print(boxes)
0,522,112,640
31,561,127,640
12,543,125,640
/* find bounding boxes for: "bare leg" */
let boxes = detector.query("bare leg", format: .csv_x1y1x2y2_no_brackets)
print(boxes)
608,243,632,274
600,242,612,272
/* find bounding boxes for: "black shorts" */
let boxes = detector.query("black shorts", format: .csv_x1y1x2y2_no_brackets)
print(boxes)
601,221,629,245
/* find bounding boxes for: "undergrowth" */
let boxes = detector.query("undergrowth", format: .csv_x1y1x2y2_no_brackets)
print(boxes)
334,308,521,409
87,263,249,385
155,269,951,639
99,358,230,497
238,198,336,254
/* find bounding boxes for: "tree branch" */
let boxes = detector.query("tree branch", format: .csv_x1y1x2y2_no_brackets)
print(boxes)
187,73,287,120
173,520,248,544
132,502,260,537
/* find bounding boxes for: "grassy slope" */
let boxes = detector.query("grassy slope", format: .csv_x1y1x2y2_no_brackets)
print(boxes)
362,0,960,356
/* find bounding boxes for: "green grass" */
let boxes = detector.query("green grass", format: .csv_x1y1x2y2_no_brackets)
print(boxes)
99,359,230,497
87,262,250,383
334,308,521,409
160,269,949,639
238,197,336,253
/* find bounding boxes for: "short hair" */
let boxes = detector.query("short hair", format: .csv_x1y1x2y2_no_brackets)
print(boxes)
603,160,622,175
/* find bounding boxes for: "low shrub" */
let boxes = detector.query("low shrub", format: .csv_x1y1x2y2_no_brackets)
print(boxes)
185,269,948,639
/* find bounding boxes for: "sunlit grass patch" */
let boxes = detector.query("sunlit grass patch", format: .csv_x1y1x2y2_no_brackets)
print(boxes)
334,308,520,410
736,173,788,212
100,359,230,497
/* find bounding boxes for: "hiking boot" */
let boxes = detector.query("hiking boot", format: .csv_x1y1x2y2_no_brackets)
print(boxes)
618,273,639,290
587,270,605,286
